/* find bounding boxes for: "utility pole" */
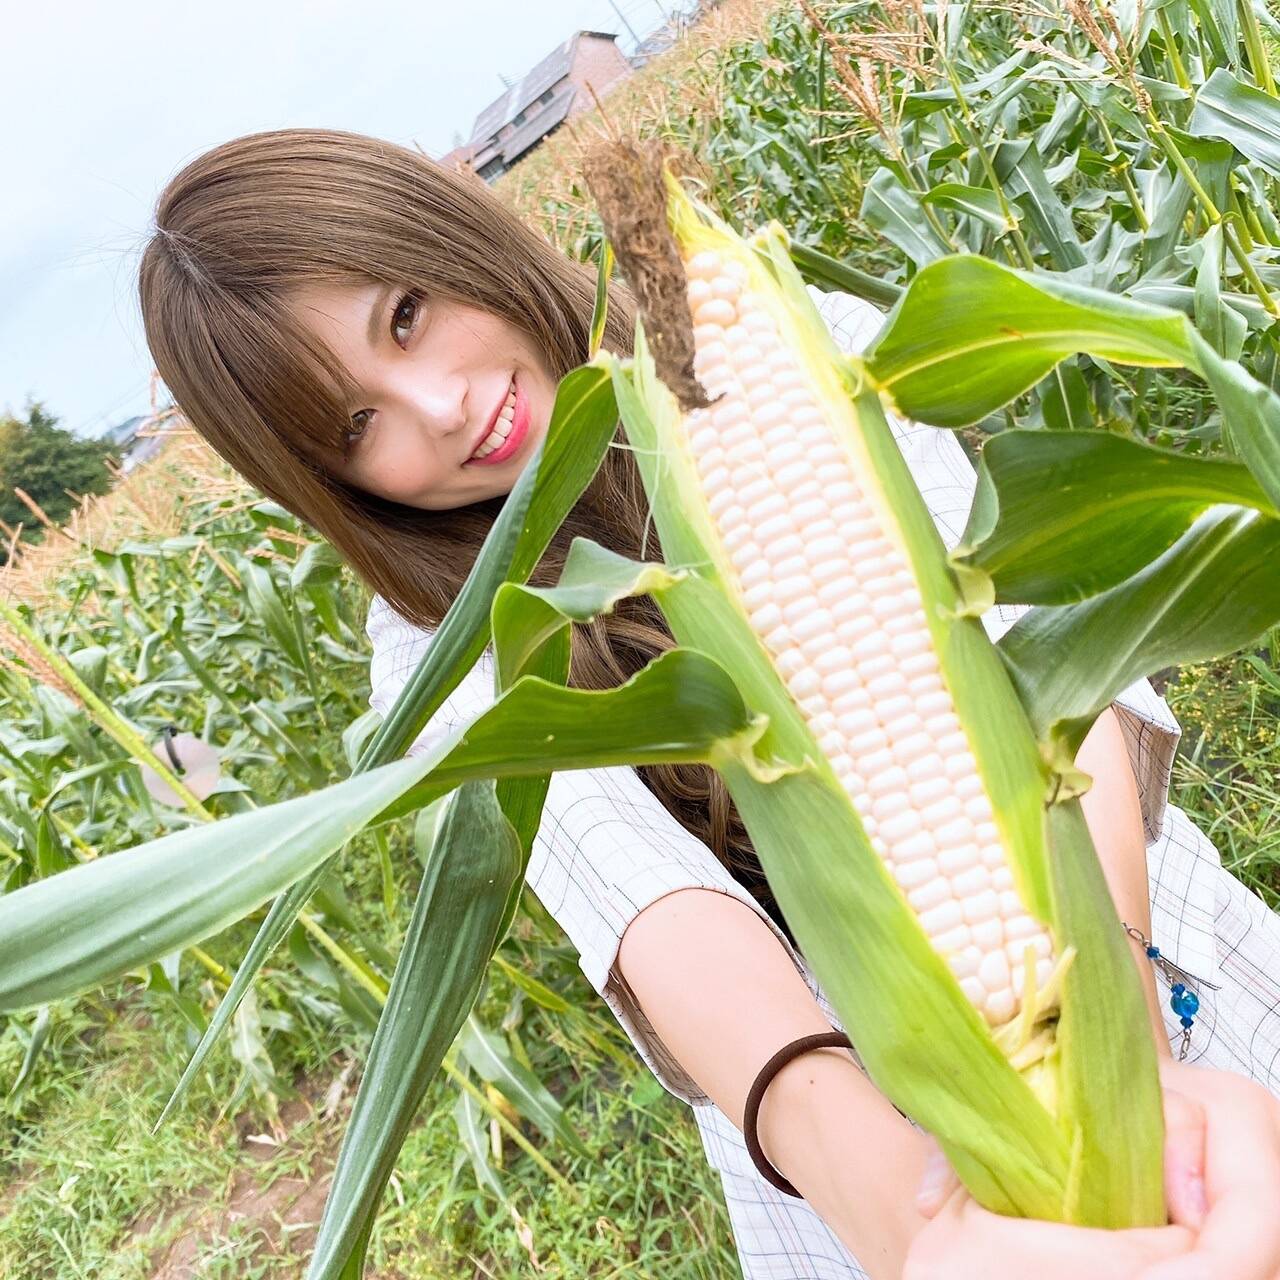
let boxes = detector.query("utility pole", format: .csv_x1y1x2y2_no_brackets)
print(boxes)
606,0,642,48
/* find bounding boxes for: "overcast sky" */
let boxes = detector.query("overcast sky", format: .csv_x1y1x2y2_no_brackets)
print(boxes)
2,0,675,439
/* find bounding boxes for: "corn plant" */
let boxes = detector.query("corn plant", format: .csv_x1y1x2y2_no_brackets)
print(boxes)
2,139,1279,1273
0,487,589,1194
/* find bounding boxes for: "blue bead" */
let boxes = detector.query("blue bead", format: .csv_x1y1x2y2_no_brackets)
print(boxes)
1171,982,1185,994
1180,1016,1195,1029
1146,946,1160,958
1171,988,1200,1019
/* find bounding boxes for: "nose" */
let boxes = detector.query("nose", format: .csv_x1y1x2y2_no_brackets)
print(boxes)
397,369,469,443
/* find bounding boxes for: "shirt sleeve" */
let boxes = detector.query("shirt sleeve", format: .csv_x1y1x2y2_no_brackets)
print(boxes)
364,593,811,1107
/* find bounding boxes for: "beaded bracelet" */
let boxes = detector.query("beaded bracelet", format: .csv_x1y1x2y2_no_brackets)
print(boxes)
1122,921,1219,1061
744,925,1218,1194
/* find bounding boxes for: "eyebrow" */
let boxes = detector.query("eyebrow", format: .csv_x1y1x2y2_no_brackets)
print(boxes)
366,282,393,351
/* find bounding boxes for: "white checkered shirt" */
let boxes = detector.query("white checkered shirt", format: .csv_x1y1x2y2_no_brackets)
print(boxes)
366,288,1280,1279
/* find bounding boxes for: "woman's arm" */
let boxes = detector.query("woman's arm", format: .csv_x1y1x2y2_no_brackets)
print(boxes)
1075,706,1172,1057
618,704,1174,1275
617,886,936,1278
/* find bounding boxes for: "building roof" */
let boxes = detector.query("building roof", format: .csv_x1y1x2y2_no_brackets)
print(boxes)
103,414,148,445
500,84,577,165
469,31,618,143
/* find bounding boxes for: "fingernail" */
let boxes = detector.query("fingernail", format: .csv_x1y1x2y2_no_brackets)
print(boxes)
915,1150,950,1210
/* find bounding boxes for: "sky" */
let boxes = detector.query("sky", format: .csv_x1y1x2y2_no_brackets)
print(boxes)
1,0,677,440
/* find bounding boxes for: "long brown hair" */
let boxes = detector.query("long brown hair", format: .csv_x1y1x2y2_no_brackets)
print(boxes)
137,127,792,944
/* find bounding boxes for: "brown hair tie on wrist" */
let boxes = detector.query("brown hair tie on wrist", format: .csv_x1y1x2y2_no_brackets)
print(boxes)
743,1030,855,1197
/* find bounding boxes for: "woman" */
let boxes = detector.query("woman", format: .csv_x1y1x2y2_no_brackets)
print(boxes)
138,127,1280,1279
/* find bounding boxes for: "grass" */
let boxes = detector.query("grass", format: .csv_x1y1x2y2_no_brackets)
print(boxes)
0,913,740,1279
1164,633,1280,911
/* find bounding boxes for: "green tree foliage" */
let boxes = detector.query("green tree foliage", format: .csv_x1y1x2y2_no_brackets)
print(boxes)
0,401,119,554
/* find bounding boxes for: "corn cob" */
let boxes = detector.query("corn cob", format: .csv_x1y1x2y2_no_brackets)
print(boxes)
587,141,1167,1227
680,247,1054,1029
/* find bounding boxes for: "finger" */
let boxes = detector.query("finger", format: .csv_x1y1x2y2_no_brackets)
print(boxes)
1160,1087,1208,1231
914,1137,961,1220
933,1195,1195,1280
1141,1069,1280,1280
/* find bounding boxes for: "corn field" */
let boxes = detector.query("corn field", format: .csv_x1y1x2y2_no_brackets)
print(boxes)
3,1,1280,1276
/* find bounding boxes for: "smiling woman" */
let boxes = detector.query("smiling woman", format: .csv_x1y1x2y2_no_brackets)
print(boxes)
138,126,637,622
282,278,555,508
133,125,1280,1280
136,122,796,1039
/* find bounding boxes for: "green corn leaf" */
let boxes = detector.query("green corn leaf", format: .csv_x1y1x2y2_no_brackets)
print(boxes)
1043,797,1165,1223
1191,223,1248,363
8,1006,52,1098
866,255,1191,426
306,780,522,1280
452,1083,509,1205
375,648,772,828
860,167,954,267
992,140,1085,269
921,182,1016,233
866,254,1280,511
0,754,434,1012
290,540,344,591
953,429,1276,604
241,557,307,672
1188,66,1280,176
459,1013,590,1157
998,505,1280,763
491,962,572,1014
1036,362,1092,431
491,537,685,691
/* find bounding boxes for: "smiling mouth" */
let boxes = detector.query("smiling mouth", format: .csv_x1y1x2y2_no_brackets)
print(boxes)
468,376,517,462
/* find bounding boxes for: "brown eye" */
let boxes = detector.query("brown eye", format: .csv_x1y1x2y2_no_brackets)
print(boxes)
345,410,372,451
391,290,421,346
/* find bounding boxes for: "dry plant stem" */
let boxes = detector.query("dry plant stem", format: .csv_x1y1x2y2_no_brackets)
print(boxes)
798,0,957,251
12,487,77,542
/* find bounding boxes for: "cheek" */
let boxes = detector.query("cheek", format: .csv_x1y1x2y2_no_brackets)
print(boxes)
355,436,441,504
529,370,561,438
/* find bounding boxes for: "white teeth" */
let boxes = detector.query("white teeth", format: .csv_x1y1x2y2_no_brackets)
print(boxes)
470,380,518,460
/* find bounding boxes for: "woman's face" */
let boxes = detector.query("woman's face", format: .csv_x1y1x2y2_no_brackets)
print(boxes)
284,280,560,511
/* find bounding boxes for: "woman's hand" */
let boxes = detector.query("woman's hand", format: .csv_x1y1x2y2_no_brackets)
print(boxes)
1132,1059,1280,1280
903,1058,1280,1280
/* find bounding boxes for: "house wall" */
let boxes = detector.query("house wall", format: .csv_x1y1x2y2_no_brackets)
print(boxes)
566,35,632,117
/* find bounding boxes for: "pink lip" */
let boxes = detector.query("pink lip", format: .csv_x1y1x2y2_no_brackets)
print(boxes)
465,374,529,466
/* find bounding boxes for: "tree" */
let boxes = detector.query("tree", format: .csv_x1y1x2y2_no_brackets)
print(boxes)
0,400,119,554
